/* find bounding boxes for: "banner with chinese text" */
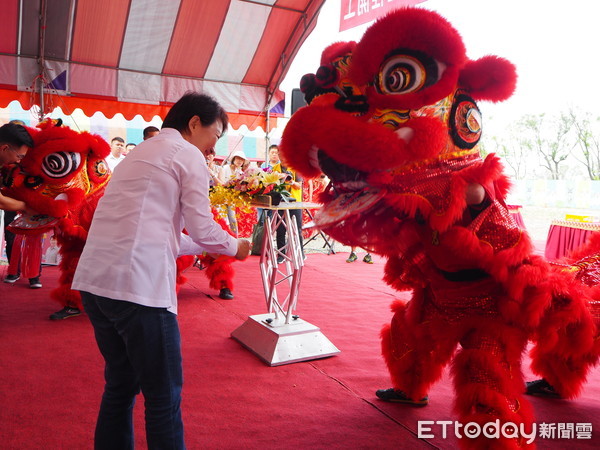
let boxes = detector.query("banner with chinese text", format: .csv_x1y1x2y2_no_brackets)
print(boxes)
340,0,427,32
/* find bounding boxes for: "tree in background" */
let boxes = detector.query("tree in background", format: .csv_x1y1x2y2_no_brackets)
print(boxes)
518,113,574,180
488,124,530,180
569,109,600,180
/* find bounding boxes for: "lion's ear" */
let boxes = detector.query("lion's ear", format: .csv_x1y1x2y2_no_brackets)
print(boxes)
320,41,356,65
459,55,517,103
36,117,62,130
84,133,111,160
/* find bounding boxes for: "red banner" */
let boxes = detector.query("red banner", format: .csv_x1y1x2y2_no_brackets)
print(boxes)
339,0,427,32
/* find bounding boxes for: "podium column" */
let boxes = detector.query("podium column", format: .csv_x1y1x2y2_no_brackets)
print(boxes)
231,203,340,366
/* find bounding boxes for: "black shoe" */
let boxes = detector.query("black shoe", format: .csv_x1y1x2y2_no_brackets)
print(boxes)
29,277,42,289
193,257,205,270
525,379,560,398
376,388,429,406
49,307,81,320
276,255,285,264
3,274,20,283
218,288,234,300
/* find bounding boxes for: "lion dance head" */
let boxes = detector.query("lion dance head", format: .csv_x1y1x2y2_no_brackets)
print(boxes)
280,7,517,255
2,119,111,310
2,118,111,239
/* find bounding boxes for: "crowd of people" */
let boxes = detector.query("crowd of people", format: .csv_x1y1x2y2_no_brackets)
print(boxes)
221,144,305,262
104,126,159,171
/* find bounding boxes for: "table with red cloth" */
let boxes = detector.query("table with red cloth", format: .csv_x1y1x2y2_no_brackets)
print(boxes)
544,219,600,261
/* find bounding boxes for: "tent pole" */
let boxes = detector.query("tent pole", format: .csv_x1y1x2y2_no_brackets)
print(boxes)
265,90,272,161
37,79,45,122
37,0,48,121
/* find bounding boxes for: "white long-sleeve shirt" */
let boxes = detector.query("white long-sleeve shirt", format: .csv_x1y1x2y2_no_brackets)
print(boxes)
105,153,124,172
218,163,243,185
72,128,237,313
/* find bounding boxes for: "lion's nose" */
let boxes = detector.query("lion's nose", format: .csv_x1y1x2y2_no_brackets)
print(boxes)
24,175,44,189
1,165,19,188
334,93,369,115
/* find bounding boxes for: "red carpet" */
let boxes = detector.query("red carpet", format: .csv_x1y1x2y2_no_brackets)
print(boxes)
1,253,599,449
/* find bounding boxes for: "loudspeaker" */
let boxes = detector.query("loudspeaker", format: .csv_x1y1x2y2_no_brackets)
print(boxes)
290,88,307,115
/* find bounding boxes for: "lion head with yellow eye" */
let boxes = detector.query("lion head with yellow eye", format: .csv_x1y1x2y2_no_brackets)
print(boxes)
1,119,111,312
280,7,517,255
2,119,111,239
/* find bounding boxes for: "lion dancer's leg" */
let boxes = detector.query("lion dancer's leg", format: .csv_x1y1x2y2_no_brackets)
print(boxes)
6,233,24,278
19,234,43,283
5,233,43,283
377,287,459,404
176,237,236,301
527,237,600,397
203,207,237,300
200,254,236,300
174,252,236,300
453,321,534,449
175,255,196,294
49,239,84,320
528,277,600,399
177,208,237,300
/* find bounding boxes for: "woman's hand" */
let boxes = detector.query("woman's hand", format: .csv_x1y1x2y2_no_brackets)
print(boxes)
235,239,251,260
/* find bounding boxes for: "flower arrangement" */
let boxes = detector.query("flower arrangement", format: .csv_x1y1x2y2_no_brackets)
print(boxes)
209,166,291,211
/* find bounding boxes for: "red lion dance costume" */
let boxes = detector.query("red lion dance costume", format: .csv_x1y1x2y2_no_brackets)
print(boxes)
2,120,236,319
2,120,111,318
280,8,599,449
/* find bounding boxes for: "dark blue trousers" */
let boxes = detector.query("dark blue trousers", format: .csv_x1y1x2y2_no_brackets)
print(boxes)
82,292,185,450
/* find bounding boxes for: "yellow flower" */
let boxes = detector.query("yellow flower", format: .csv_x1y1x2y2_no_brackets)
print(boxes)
209,186,253,215
262,172,280,185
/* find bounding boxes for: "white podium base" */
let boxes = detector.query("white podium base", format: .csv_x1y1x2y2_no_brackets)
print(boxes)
231,313,340,366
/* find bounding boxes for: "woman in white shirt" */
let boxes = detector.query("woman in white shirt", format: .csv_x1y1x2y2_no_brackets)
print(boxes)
205,148,221,187
73,93,250,449
217,149,247,235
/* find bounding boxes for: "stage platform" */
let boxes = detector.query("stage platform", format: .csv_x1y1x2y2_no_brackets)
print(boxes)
1,251,598,448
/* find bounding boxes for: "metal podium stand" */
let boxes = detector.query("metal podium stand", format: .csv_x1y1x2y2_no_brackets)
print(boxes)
231,202,340,366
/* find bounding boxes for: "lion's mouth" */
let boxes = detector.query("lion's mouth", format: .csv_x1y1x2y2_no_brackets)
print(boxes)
7,213,60,234
310,148,386,228
314,149,369,192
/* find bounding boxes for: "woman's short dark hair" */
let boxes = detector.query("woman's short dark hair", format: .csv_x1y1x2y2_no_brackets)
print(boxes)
0,123,34,148
162,92,228,134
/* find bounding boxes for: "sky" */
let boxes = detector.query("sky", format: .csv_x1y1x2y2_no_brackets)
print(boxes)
280,0,600,135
